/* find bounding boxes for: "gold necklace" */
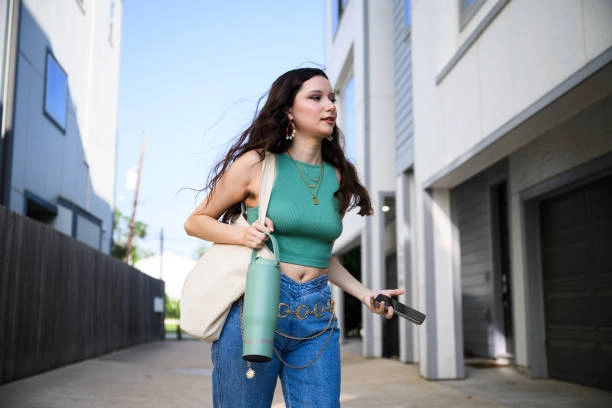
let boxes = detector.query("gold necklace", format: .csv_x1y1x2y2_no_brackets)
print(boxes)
287,153,324,205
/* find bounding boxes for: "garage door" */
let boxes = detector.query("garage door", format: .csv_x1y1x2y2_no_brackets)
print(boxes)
539,174,612,390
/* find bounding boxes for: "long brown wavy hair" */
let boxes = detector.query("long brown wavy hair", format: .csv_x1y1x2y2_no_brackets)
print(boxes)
205,68,373,222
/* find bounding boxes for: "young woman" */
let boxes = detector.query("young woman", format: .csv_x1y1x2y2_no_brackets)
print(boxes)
184,68,403,407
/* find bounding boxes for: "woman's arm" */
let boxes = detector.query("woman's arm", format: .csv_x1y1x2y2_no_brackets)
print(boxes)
327,257,404,318
184,150,273,249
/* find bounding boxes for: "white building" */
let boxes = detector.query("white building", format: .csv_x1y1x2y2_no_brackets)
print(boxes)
326,0,612,391
325,0,398,359
135,252,196,301
0,0,122,253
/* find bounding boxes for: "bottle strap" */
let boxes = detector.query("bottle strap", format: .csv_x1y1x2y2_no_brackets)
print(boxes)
252,151,277,260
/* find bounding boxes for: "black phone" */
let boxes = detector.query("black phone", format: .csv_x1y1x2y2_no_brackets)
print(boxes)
373,294,426,325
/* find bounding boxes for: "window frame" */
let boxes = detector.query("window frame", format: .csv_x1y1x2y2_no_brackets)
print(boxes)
339,74,356,163
58,197,103,250
24,189,58,224
459,0,486,31
332,0,349,36
405,0,411,28
43,49,68,133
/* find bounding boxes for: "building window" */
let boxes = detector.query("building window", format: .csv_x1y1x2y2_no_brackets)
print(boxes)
332,0,349,35
43,50,67,132
77,213,102,250
25,190,57,225
405,0,411,27
53,203,73,237
459,0,485,31
342,76,355,162
109,1,116,46
58,197,102,250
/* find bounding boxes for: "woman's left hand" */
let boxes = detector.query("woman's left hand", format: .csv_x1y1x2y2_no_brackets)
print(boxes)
363,289,405,319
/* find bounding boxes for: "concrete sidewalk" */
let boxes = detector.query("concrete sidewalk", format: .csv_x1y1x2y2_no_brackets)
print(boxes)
0,339,610,407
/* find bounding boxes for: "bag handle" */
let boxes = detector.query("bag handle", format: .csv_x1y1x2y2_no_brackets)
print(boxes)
258,151,276,225
252,151,278,261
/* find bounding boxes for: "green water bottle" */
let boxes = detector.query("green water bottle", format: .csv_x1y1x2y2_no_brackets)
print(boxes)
242,233,281,362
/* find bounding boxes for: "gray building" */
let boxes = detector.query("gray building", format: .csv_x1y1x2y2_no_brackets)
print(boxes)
0,0,122,253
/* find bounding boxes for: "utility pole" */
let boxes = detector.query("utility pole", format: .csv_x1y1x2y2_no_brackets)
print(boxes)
160,228,164,280
125,136,145,264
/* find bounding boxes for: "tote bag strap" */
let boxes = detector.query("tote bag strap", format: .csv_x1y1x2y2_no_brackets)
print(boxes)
258,151,276,225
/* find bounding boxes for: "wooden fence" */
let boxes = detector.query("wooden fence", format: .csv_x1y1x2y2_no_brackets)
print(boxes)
0,206,165,384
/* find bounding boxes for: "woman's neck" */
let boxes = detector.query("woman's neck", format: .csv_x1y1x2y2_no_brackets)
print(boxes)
287,139,323,164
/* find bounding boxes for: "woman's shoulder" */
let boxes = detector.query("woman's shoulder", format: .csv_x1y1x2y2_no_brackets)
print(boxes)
232,149,265,171
218,150,263,185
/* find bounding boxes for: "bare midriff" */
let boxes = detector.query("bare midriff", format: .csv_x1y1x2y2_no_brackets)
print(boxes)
280,262,329,283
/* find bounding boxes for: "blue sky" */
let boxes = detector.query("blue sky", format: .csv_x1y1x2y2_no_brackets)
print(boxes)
115,1,326,260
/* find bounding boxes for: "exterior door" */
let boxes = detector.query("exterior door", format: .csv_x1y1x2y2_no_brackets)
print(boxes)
491,182,513,357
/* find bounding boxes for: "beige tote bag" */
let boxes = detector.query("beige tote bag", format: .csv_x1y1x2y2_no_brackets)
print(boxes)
179,152,276,342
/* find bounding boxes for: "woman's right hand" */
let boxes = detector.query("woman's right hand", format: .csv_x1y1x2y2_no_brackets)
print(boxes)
243,217,274,249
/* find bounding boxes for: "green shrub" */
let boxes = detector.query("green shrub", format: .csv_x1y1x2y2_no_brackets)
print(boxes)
165,296,180,319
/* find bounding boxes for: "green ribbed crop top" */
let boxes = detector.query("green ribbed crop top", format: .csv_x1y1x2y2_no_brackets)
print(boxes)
247,153,343,268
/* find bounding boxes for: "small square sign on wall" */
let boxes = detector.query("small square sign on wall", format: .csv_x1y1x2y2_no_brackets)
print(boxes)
153,297,164,313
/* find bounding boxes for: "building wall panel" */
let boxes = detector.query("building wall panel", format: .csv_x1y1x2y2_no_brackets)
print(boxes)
393,0,414,172
8,1,121,253
413,0,612,186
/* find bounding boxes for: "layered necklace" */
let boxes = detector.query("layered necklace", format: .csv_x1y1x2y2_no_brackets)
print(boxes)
287,152,324,205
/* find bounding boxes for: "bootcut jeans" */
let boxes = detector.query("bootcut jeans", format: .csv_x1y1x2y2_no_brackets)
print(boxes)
211,273,341,408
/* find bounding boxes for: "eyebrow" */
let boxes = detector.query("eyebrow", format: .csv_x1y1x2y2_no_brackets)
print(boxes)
306,89,336,97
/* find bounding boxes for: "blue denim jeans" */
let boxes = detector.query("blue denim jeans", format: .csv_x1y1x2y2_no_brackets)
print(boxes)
211,273,340,408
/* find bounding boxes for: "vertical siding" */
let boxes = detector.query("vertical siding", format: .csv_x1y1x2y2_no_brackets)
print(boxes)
454,176,492,358
393,0,414,173
452,161,507,358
